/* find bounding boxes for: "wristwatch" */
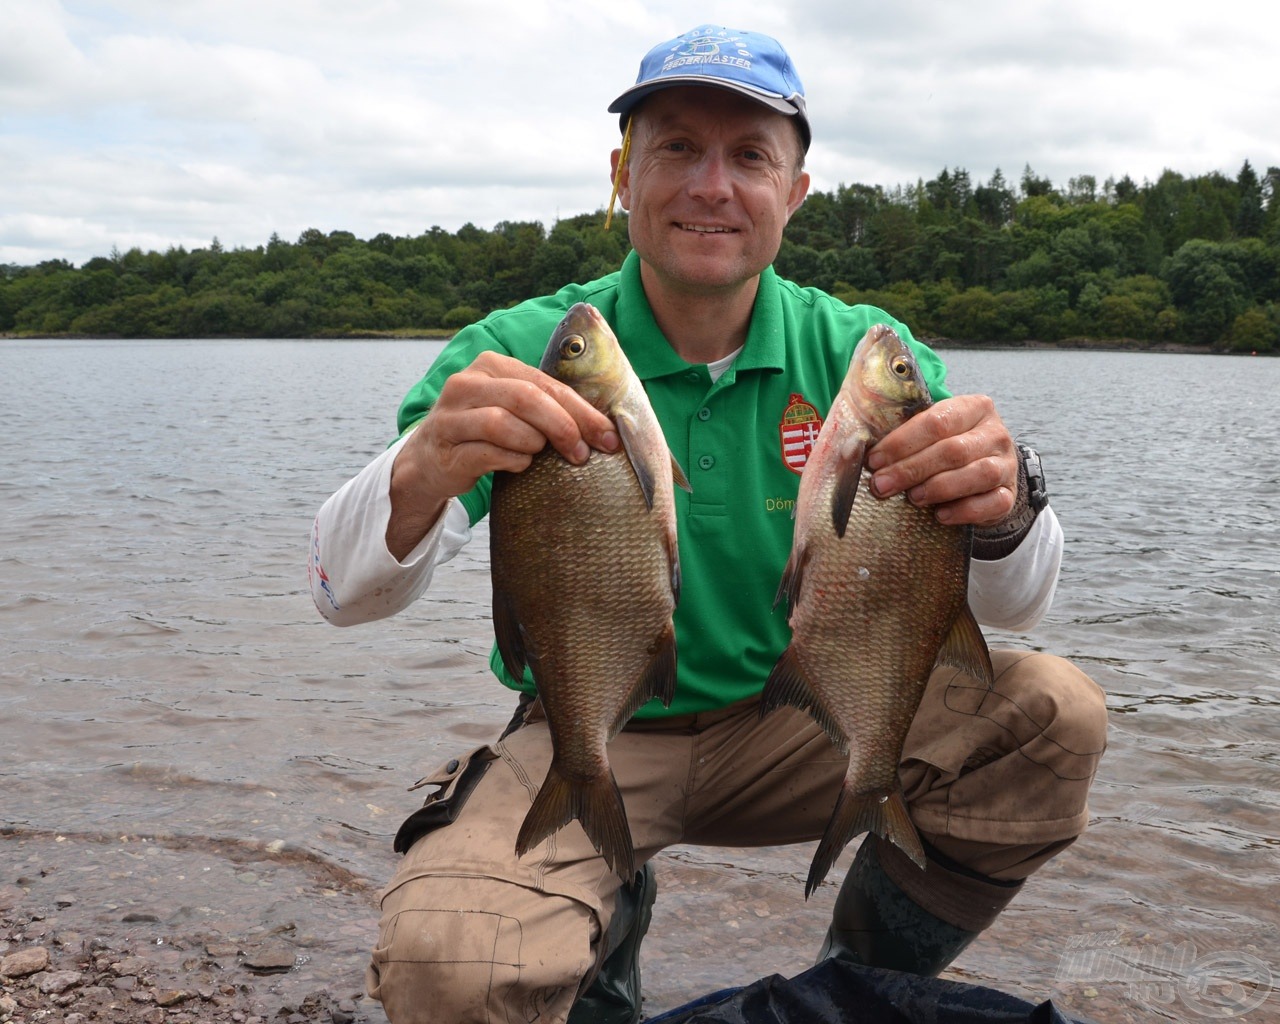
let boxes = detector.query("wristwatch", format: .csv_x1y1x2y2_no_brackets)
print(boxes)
1017,444,1048,513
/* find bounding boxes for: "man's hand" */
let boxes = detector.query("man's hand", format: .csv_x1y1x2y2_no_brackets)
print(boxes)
386,351,620,560
865,394,1017,528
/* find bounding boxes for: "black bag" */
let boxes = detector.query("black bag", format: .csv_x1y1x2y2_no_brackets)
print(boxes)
643,959,1095,1024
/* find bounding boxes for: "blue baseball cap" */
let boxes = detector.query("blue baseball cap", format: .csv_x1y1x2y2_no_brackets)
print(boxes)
608,25,810,152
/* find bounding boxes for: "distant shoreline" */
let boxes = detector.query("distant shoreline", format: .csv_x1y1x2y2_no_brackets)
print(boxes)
0,332,1249,355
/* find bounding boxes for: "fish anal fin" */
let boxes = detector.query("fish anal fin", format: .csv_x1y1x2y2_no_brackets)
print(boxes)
515,762,636,880
614,622,678,735
831,443,868,539
937,603,994,688
761,646,848,756
805,788,924,899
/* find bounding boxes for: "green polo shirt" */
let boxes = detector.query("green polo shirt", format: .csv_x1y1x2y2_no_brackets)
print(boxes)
397,250,950,718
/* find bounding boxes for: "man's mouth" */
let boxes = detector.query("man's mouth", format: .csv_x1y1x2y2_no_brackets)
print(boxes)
679,224,737,234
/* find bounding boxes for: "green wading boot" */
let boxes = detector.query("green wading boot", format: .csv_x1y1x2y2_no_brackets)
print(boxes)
816,836,1020,977
568,862,657,1024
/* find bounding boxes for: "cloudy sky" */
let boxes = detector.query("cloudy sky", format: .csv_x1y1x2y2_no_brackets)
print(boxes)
2,0,1275,266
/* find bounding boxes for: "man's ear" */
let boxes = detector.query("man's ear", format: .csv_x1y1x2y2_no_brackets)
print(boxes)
785,171,811,221
609,149,632,211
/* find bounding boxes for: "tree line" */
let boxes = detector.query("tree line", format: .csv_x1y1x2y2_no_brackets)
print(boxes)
2,162,1278,351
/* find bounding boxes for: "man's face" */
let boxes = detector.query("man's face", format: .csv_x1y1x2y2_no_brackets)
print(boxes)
613,86,810,299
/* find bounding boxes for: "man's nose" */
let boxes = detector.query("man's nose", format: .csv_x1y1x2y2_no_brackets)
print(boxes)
686,151,733,202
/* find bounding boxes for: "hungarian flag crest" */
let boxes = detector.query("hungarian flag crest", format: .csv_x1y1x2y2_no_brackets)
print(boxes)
780,393,824,475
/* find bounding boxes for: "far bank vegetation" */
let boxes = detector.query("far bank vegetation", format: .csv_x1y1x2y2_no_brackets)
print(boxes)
2,162,1278,352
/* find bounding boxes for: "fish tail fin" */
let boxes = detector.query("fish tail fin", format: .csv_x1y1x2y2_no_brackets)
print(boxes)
516,762,636,880
805,787,925,899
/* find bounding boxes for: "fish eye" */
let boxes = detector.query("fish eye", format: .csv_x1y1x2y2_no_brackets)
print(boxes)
891,358,910,377
561,335,587,358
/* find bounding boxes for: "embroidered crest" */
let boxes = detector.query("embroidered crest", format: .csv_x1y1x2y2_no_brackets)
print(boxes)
780,393,823,475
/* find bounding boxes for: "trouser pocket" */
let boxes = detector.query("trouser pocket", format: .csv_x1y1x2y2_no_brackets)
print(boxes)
392,745,499,854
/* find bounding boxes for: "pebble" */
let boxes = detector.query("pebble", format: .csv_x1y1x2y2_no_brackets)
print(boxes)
0,945,50,978
35,969,84,994
155,989,194,1007
242,944,297,974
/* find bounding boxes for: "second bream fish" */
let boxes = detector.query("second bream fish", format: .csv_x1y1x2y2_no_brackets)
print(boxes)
764,323,994,897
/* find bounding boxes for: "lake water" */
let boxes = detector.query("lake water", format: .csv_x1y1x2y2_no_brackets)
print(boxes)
2,339,1277,1022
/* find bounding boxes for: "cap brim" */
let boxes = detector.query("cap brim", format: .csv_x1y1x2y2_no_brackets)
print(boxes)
608,78,810,151
609,77,800,119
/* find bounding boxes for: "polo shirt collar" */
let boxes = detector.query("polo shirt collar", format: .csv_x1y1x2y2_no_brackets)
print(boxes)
613,251,787,382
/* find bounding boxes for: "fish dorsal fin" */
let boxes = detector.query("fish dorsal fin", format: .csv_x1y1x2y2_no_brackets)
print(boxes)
761,645,849,755
492,589,527,682
936,603,995,687
831,441,868,539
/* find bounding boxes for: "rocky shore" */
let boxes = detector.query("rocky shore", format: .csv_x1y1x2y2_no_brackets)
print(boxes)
0,832,386,1024
0,916,373,1024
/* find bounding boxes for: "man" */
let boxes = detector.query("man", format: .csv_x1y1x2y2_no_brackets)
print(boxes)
310,25,1107,1024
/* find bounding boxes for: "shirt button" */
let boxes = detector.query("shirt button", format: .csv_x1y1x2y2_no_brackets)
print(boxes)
697,407,712,421
698,455,715,470
685,371,700,382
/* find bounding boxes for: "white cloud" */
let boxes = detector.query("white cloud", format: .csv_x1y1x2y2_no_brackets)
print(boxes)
1,0,1276,266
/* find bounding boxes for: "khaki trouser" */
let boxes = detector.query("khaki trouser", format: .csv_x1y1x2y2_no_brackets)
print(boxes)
368,650,1107,1023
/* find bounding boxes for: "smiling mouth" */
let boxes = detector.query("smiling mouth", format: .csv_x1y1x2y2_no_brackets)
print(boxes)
679,223,737,234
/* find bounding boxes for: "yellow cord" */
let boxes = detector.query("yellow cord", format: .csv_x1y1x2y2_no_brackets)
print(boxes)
604,117,633,231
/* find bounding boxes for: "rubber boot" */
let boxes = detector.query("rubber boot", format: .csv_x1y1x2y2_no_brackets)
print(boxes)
816,837,1018,977
568,862,657,1024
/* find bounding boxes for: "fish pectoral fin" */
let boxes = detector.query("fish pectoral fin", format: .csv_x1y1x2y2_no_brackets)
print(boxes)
761,645,848,755
615,409,657,511
492,590,528,681
831,442,868,539
806,788,924,899
670,453,692,494
936,603,995,687
614,622,679,733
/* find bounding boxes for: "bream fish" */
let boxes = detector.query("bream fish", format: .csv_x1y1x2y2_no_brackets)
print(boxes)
763,323,994,897
490,302,690,880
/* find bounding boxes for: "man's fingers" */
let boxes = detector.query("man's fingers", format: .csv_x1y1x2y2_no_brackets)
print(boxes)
933,485,1017,528
445,356,616,460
